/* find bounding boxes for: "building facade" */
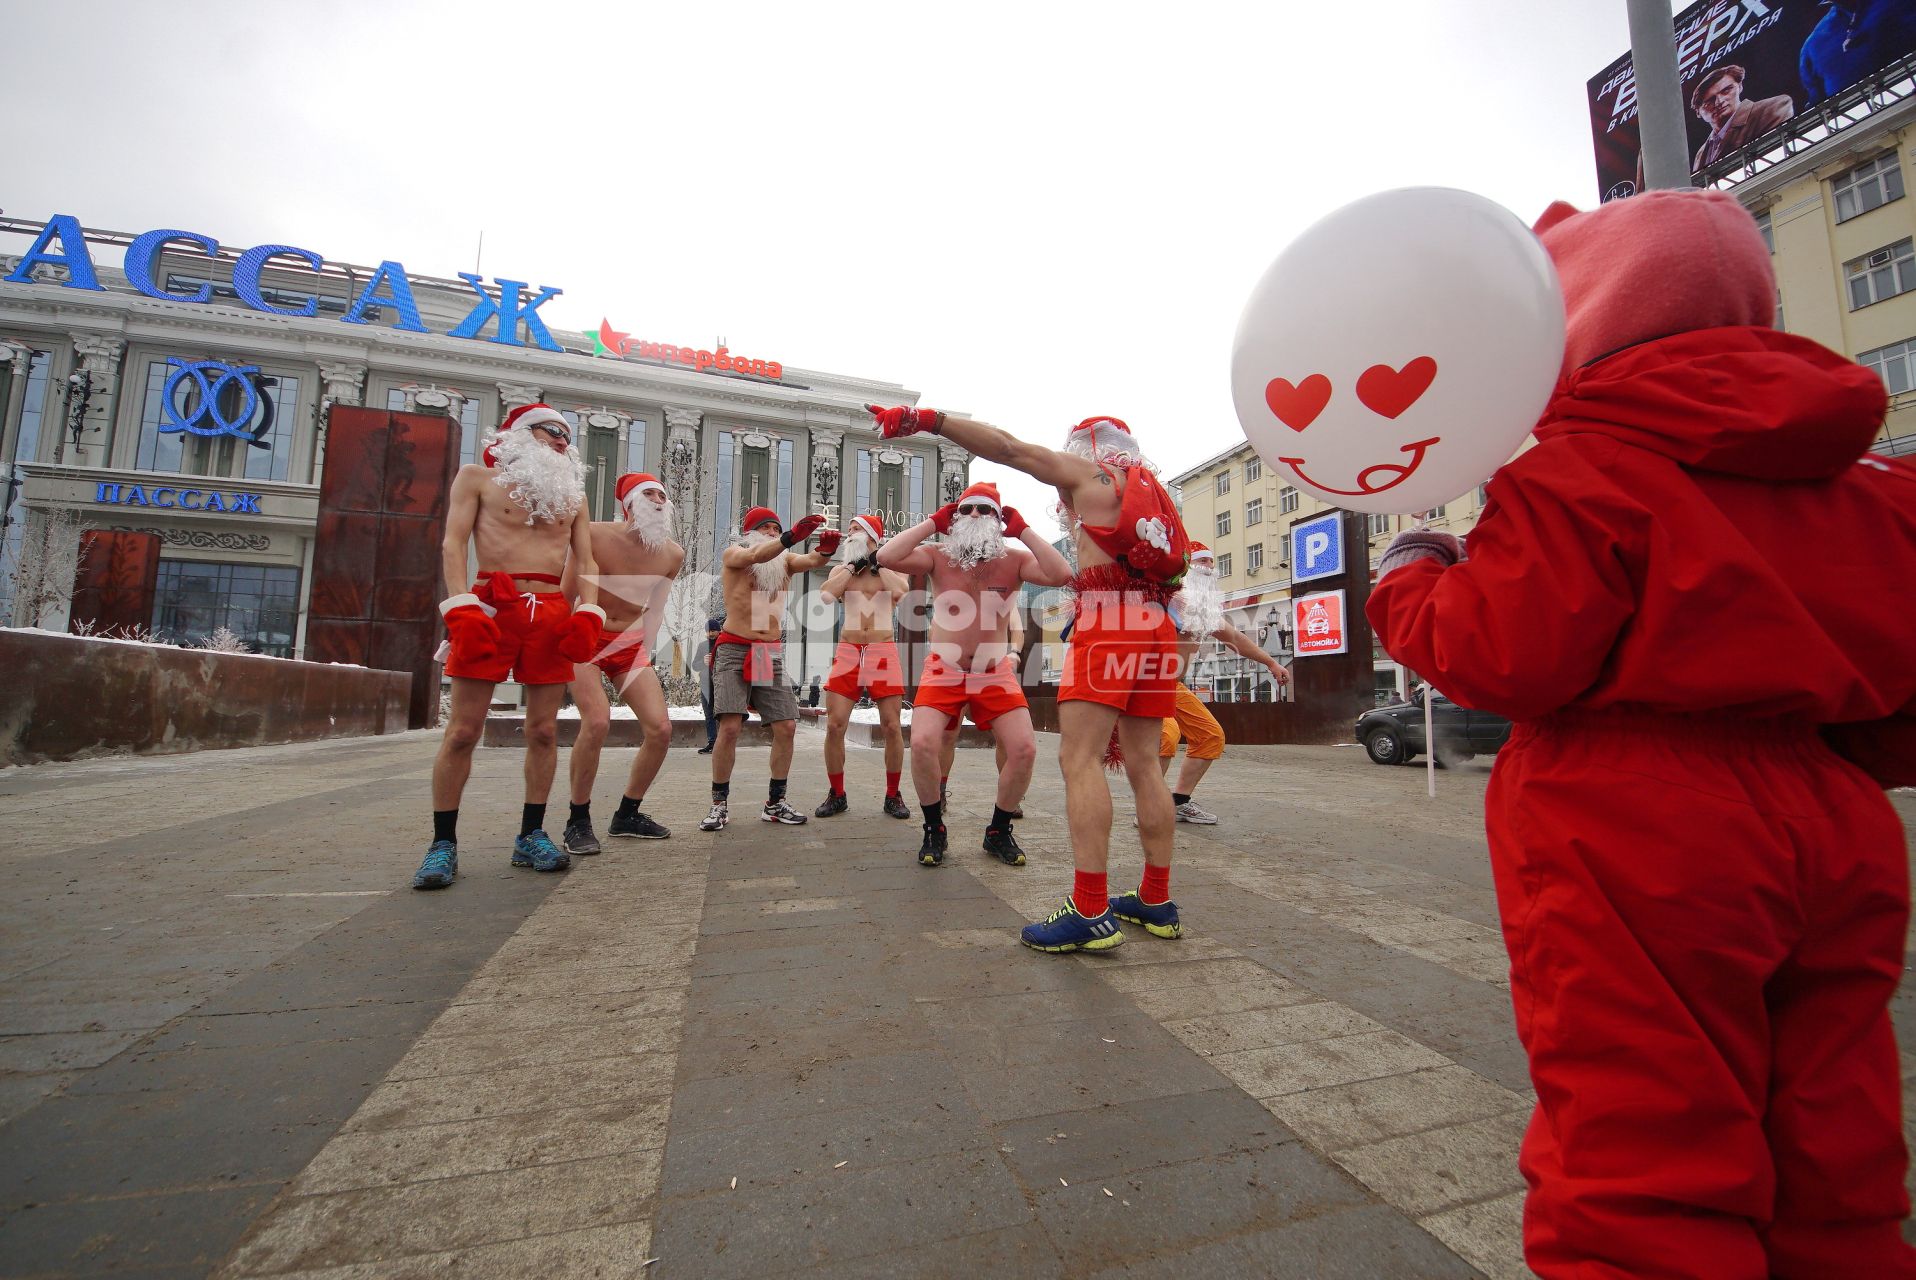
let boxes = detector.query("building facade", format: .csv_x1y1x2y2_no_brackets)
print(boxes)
0,213,968,686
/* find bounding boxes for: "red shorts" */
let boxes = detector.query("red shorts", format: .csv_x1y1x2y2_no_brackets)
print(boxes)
591,629,653,686
825,639,905,701
912,655,1027,730
1061,593,1179,718
445,590,576,686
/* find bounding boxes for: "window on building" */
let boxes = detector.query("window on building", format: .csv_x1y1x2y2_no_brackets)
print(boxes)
1753,209,1774,253
1476,482,1490,506
1217,552,1233,578
137,358,299,479
1426,503,1446,520
1215,510,1231,537
1244,456,1261,484
625,417,650,473
1368,512,1392,537
1248,543,1264,573
151,560,302,657
1858,337,1916,394
1215,470,1230,496
1245,497,1263,526
1279,485,1299,514
1832,153,1905,223
1847,239,1916,309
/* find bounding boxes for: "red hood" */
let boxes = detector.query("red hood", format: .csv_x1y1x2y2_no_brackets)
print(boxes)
1535,326,1887,481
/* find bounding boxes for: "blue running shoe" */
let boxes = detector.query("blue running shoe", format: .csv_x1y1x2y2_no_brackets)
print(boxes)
1021,899,1124,953
412,839,457,890
1109,891,1182,939
511,829,571,872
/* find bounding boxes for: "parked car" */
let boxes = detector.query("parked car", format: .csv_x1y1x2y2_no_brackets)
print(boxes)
1356,687,1511,766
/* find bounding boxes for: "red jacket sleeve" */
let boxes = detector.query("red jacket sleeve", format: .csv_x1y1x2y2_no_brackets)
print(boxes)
1365,438,1641,721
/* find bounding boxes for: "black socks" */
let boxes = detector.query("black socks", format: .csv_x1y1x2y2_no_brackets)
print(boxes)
769,777,788,804
713,781,731,804
520,803,545,837
989,806,1016,833
1172,793,1191,807
568,801,590,825
923,801,944,832
433,810,457,844
616,795,642,820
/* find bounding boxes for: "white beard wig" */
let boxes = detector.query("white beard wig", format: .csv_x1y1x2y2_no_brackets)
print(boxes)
842,532,875,566
1175,566,1226,639
944,513,1008,569
623,493,675,549
735,530,790,593
488,427,586,525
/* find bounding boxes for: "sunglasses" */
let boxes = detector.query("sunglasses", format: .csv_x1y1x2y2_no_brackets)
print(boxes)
532,423,573,446
956,504,998,517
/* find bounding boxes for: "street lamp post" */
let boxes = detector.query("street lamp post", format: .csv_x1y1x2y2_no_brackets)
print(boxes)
1627,0,1692,191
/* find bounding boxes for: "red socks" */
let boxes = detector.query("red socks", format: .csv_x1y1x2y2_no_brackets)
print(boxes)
1073,870,1108,919
828,772,845,797
885,771,901,797
1140,862,1171,906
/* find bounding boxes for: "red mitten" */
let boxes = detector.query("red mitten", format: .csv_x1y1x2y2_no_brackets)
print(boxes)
1002,506,1028,539
558,604,607,663
780,513,826,547
440,595,502,667
864,404,944,439
816,529,843,556
930,503,959,535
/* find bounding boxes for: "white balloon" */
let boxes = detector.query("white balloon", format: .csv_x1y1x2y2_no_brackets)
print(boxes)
1230,188,1565,516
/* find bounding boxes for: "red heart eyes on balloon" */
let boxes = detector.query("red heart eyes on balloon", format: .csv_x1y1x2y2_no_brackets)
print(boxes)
1263,359,1438,431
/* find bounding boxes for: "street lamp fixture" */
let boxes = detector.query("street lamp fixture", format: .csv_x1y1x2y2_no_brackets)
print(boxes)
61,370,95,461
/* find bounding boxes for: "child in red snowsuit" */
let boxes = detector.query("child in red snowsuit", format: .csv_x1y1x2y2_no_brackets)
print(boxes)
1368,189,1916,1278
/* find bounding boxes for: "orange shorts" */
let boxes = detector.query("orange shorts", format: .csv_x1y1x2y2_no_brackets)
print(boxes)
591,629,654,688
1159,682,1225,759
445,590,575,686
1061,593,1180,719
825,639,905,701
912,654,1027,730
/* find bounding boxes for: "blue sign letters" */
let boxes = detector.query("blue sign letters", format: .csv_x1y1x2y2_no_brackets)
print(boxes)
95,481,265,515
159,358,262,439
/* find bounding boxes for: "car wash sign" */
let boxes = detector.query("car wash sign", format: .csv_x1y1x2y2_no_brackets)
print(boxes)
3,213,569,352
1292,589,1348,657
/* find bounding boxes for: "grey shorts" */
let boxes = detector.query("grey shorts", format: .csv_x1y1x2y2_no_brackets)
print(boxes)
712,641,798,723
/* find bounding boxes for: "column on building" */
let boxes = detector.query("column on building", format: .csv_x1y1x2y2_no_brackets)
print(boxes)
315,361,365,478
808,425,844,527
938,442,970,507
63,333,124,466
496,382,543,412
660,405,707,683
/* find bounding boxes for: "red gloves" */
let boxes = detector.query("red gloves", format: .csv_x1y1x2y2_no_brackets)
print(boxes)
1002,507,1028,539
780,513,826,547
930,503,959,535
865,404,945,439
816,529,843,556
558,604,607,663
440,595,501,666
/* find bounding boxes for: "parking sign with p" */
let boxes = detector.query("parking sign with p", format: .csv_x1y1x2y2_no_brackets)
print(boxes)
1290,511,1344,585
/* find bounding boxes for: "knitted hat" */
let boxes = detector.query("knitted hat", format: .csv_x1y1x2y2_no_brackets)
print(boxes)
741,505,781,534
955,481,1001,514
616,473,664,504
851,513,884,542
1533,189,1775,376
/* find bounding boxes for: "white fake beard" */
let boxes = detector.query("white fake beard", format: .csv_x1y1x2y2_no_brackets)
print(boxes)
944,514,1007,569
624,494,674,548
842,533,875,565
735,531,789,593
1175,568,1226,638
488,429,585,525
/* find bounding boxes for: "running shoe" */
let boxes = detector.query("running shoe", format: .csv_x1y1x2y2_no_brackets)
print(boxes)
562,818,602,855
762,799,809,825
815,791,849,818
511,830,571,872
1021,900,1124,953
699,802,729,831
609,810,671,839
917,825,948,868
1108,891,1183,939
411,839,457,890
1174,801,1218,825
982,828,1026,867
883,793,911,820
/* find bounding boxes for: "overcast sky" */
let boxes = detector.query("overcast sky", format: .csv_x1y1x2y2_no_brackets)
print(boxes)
3,0,1655,535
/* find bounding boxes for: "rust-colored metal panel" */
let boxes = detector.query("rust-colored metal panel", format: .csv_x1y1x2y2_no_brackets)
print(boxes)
306,407,459,728
69,530,161,637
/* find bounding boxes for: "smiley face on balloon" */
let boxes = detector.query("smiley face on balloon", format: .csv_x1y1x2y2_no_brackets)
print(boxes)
1231,188,1566,515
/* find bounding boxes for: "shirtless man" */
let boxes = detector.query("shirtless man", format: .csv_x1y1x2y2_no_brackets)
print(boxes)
701,505,834,831
814,513,913,820
560,472,685,853
878,481,1072,869
868,407,1190,951
415,403,603,890
1157,543,1289,824
940,605,1024,813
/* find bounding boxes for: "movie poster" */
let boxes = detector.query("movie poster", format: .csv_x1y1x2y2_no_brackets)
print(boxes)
1588,0,1916,200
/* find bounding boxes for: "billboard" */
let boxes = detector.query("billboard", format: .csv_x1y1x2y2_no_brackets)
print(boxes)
1588,0,1916,201
1293,590,1349,658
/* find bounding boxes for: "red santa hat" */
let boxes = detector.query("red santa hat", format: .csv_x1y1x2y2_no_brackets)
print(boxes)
955,481,1001,515
850,512,884,543
1189,541,1214,566
615,472,665,504
1533,190,1774,377
741,505,782,534
483,403,570,467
